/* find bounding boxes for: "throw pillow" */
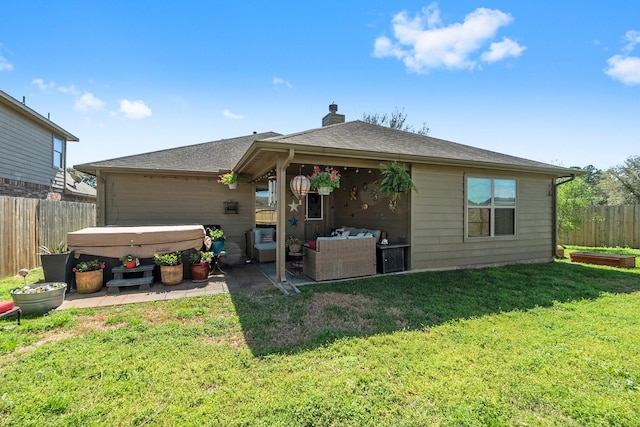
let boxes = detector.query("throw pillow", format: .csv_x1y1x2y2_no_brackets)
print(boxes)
262,232,274,243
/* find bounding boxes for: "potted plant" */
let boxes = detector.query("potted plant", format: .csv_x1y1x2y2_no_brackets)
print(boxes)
72,259,106,294
218,172,239,189
208,228,225,254
309,166,341,195
39,241,72,283
120,254,139,269
378,161,417,203
189,251,212,282
287,236,302,254
153,251,183,285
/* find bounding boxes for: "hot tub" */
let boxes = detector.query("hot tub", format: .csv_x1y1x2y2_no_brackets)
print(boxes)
67,225,206,259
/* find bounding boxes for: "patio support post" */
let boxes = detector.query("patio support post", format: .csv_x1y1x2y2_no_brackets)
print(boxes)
275,149,295,283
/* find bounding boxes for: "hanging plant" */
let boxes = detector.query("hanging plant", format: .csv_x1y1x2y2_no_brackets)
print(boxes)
378,161,417,201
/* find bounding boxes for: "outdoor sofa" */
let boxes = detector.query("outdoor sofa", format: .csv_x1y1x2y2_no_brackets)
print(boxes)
303,235,376,281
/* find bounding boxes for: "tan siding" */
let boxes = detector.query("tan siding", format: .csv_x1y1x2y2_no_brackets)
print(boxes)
103,172,254,253
0,106,59,186
411,165,554,269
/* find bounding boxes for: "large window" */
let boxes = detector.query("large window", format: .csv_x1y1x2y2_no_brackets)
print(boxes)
53,135,63,168
466,177,516,238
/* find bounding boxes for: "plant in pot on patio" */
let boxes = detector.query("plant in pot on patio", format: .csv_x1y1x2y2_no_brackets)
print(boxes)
378,161,417,210
287,236,302,254
120,254,139,269
218,171,239,189
11,268,67,314
73,259,106,294
208,228,226,254
153,251,183,285
309,166,341,195
189,251,212,282
39,241,72,284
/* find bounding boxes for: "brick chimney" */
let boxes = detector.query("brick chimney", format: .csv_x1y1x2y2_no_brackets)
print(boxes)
322,103,345,127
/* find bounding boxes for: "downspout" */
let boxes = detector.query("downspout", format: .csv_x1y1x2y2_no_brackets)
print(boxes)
275,149,295,283
552,174,576,257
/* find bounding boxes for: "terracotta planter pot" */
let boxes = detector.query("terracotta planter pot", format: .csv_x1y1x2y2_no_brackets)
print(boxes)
11,283,67,314
160,264,183,285
190,263,210,282
124,260,137,268
75,269,103,293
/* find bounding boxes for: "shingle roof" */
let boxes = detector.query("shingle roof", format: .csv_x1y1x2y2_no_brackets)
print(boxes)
260,120,564,172
75,132,281,173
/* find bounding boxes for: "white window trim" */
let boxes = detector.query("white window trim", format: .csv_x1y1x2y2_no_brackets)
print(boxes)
464,175,518,241
53,135,64,169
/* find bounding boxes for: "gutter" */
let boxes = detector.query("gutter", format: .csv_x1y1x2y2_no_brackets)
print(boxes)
552,174,577,257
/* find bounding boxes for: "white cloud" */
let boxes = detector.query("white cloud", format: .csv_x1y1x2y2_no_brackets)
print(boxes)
75,92,106,112
373,3,522,72
604,55,640,85
0,43,13,71
58,84,80,95
604,30,640,86
31,78,55,91
119,99,152,119
222,109,244,120
623,30,640,52
273,76,292,88
481,37,526,63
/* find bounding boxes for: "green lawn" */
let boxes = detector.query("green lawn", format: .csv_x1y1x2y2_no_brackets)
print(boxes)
1,247,639,426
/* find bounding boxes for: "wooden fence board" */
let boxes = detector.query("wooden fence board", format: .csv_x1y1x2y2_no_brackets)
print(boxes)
559,204,640,249
0,196,95,279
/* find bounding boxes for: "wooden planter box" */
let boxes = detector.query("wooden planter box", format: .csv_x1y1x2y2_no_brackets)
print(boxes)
569,252,636,268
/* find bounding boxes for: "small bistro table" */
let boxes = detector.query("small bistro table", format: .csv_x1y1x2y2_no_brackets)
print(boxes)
376,243,410,274
211,251,226,274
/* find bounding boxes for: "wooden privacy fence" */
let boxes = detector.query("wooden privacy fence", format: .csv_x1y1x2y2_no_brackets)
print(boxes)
0,196,96,279
558,204,640,249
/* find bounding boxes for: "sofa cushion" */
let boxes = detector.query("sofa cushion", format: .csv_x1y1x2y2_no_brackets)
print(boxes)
254,242,276,251
0,301,15,314
254,228,274,244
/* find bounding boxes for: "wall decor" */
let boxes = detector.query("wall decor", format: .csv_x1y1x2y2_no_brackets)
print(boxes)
224,201,238,214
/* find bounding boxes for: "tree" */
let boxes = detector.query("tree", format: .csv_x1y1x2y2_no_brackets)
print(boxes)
557,171,603,233
362,107,429,135
599,155,640,205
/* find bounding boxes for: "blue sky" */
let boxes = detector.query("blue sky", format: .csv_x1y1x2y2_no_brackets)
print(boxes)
1,1,639,170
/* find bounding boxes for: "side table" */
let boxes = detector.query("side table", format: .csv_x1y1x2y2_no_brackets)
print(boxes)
376,243,409,274
288,252,303,276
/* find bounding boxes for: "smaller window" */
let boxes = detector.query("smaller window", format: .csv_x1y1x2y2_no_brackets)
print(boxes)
53,136,63,168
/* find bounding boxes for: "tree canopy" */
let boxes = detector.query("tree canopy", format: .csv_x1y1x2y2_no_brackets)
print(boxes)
362,107,429,135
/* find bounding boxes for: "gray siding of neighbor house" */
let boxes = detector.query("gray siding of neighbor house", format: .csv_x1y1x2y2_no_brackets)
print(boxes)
99,172,255,254
0,104,64,187
411,164,554,270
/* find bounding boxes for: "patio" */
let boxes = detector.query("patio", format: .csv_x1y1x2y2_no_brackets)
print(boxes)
57,261,311,310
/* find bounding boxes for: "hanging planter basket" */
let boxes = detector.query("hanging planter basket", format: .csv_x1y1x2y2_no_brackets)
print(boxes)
317,186,332,196
227,182,238,190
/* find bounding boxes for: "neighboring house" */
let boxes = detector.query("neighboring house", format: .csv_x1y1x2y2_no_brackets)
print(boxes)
76,105,578,283
0,89,86,201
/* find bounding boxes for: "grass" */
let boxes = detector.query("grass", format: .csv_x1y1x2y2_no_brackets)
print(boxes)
0,247,639,426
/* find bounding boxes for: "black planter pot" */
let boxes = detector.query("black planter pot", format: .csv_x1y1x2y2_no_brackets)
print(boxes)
40,252,73,284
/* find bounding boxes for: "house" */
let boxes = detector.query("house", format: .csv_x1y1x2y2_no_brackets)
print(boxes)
75,104,577,283
0,89,93,201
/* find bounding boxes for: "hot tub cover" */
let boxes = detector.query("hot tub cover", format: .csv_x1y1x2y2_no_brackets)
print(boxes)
67,225,205,259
